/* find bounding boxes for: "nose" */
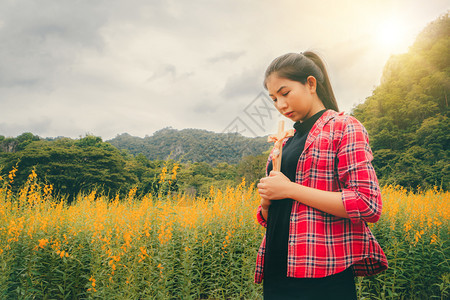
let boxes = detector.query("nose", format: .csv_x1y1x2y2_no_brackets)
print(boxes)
276,97,288,110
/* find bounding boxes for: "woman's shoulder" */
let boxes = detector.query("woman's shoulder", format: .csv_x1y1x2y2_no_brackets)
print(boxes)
320,110,368,140
324,110,365,128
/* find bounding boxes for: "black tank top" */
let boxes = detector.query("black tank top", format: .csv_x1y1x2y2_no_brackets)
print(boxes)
264,109,326,283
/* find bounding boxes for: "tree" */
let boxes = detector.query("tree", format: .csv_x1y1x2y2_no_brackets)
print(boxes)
236,152,268,185
1,136,138,202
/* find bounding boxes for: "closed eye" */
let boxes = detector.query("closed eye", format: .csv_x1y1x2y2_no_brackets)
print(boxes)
282,91,290,96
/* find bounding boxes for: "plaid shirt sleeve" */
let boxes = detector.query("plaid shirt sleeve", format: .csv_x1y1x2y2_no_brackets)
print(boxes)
337,116,382,224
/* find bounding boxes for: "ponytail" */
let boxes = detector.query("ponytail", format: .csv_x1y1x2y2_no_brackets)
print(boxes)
264,51,339,112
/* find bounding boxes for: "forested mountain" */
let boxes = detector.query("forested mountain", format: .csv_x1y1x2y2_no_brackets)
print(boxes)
108,127,270,165
352,14,449,190
0,133,268,200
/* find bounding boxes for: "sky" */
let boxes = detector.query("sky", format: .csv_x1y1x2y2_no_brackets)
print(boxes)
0,0,448,140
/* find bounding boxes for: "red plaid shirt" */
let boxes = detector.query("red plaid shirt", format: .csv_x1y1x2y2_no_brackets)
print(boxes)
255,110,388,283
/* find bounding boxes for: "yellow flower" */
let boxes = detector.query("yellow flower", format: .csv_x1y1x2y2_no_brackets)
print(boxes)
89,276,96,288
8,166,18,183
414,230,425,244
38,238,49,249
171,163,179,180
404,222,412,233
430,234,438,244
159,167,167,183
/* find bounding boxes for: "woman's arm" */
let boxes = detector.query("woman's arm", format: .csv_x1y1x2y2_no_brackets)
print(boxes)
256,204,269,226
336,117,382,223
257,171,350,219
258,197,271,222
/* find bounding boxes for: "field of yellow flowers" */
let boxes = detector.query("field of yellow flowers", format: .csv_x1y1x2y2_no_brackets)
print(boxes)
0,166,448,299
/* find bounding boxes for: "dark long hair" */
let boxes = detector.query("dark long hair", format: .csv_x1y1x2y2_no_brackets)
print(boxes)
263,51,339,112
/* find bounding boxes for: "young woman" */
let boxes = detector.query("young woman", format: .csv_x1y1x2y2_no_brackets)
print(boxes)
255,52,388,299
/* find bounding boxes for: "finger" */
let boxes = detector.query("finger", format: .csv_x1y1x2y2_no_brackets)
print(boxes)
260,176,270,182
269,170,279,176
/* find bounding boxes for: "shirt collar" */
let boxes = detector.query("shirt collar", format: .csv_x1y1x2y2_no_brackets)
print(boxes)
293,109,327,135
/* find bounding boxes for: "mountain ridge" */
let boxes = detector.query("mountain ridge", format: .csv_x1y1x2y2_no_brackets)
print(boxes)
107,127,270,165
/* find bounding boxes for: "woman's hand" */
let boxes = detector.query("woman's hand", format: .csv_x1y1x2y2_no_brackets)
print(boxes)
258,170,350,219
257,171,293,200
260,197,272,210
259,197,271,221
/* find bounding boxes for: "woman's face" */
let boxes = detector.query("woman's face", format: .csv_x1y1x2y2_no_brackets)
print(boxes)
266,73,325,122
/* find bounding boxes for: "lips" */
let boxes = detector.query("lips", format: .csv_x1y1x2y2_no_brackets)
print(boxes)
284,112,294,118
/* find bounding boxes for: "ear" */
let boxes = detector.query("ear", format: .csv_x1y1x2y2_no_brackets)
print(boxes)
306,76,317,93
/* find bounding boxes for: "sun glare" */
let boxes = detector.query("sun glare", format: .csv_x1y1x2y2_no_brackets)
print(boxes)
375,18,408,53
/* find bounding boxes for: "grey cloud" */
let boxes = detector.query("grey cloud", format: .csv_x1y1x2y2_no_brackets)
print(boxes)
0,0,110,88
191,102,220,114
147,64,177,81
0,117,53,138
221,68,264,99
208,51,246,64
146,64,194,82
